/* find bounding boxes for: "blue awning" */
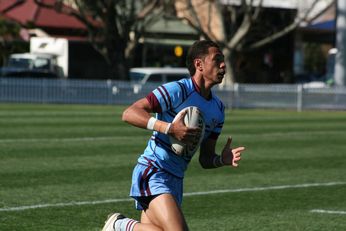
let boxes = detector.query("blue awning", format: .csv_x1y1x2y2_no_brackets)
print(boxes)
308,20,335,30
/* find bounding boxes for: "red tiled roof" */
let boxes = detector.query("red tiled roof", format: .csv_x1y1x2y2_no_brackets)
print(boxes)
0,0,96,30
0,0,20,12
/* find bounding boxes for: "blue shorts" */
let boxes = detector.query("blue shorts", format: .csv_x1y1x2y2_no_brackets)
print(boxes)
130,163,183,210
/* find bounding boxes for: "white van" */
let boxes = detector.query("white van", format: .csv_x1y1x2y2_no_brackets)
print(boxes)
129,67,190,94
130,67,190,85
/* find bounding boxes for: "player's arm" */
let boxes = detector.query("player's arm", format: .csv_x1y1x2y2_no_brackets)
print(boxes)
122,98,153,129
199,136,245,169
122,97,171,134
122,98,197,142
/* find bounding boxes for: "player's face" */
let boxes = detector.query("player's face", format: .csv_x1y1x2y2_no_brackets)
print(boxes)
202,47,226,84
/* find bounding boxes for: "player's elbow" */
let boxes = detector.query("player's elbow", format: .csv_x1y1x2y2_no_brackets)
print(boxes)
199,154,212,169
122,108,130,123
199,161,209,169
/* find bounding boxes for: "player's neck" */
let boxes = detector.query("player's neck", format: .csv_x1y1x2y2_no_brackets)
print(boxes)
192,75,212,99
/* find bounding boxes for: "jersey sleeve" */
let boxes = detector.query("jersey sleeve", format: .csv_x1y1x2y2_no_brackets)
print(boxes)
149,82,184,113
146,92,161,113
208,99,225,140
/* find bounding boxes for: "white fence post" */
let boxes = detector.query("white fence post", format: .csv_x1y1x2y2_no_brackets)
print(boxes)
233,83,239,109
297,84,303,112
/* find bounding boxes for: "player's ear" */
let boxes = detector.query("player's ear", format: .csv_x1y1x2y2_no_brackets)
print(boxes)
194,59,203,72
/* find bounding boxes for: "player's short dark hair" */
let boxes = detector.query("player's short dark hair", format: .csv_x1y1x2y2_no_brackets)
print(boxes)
186,40,220,76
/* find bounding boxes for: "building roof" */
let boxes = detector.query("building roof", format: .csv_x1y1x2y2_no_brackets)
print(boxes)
308,20,335,31
0,0,87,29
220,0,297,9
0,0,99,40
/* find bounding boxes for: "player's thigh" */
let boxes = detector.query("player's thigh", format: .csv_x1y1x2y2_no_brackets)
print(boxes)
144,193,188,231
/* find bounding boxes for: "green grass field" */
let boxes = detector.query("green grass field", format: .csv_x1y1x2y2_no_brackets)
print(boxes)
0,103,345,231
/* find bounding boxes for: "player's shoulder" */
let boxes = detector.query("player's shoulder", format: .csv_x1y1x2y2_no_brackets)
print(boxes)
161,77,193,95
176,77,194,93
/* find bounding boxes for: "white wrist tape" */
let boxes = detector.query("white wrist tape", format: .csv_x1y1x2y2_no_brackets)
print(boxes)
146,117,157,130
164,123,172,135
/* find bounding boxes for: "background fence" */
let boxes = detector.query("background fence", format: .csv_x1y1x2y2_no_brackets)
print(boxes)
1,77,346,111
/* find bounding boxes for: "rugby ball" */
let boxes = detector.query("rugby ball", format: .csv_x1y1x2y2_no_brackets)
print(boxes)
170,106,205,156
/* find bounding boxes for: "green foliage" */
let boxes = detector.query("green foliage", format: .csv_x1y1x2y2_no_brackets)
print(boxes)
0,104,345,230
303,43,327,75
0,18,20,36
0,18,22,66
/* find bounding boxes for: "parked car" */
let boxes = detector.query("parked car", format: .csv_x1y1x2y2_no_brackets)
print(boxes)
130,67,190,84
129,67,190,93
0,53,61,78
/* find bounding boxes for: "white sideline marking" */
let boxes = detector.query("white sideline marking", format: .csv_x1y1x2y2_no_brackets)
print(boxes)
0,136,131,143
0,198,132,212
0,181,345,212
1,130,344,143
310,209,346,215
183,181,346,196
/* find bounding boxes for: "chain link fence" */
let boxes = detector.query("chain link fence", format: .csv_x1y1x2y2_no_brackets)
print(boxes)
1,77,345,111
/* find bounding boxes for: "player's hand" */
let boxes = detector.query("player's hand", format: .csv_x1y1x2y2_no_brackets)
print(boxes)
169,110,201,144
221,136,245,167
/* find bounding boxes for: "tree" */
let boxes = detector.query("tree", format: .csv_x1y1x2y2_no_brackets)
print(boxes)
34,0,164,80
0,17,21,66
334,0,346,86
175,0,334,86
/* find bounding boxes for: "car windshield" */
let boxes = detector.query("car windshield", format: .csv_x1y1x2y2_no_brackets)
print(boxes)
129,72,146,82
166,74,189,82
8,58,33,69
34,58,50,69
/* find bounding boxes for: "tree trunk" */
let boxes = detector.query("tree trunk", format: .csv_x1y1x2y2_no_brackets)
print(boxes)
220,47,235,88
108,41,128,80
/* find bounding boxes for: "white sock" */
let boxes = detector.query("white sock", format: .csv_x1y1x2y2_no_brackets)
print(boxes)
114,218,138,231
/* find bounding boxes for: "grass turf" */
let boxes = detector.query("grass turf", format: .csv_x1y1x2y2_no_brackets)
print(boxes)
0,103,345,230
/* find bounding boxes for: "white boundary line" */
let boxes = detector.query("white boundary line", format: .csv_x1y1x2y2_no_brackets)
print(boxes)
0,136,129,143
183,181,346,196
0,181,345,212
1,130,344,144
310,209,346,215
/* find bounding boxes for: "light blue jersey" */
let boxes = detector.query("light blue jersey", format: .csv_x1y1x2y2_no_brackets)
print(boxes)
137,77,225,178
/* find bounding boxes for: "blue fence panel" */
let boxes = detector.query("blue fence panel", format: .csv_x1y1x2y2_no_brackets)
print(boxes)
1,77,346,110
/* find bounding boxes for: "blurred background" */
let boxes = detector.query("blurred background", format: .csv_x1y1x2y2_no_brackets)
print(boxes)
1,2,346,230
0,0,345,110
